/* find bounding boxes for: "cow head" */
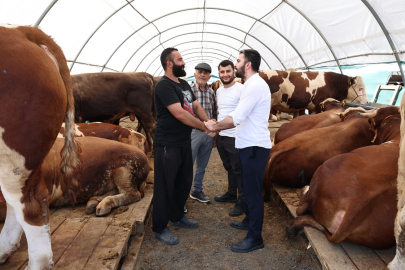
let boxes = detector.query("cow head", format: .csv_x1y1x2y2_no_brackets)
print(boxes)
359,107,400,143
319,98,344,112
345,76,368,105
119,128,149,154
338,107,367,121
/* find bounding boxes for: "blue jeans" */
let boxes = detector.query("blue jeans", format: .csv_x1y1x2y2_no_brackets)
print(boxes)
239,146,271,240
191,129,214,193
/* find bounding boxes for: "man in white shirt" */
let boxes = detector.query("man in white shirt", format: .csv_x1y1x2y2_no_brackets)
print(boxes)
214,60,245,217
205,49,271,253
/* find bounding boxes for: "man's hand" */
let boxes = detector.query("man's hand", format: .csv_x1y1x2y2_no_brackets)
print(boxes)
203,126,216,137
204,119,217,131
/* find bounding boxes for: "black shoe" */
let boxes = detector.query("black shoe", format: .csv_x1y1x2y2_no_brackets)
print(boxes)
190,191,210,203
214,192,237,203
231,236,264,253
170,216,198,229
230,220,249,230
155,228,179,245
229,200,245,217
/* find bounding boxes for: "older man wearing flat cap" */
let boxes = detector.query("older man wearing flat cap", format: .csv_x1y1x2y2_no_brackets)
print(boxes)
188,63,218,205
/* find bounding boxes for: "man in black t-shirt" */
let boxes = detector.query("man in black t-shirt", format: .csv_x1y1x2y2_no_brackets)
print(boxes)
152,47,215,245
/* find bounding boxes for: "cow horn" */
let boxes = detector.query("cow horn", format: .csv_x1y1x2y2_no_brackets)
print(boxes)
358,109,378,118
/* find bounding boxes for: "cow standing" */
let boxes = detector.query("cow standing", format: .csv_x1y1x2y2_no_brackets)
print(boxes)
259,70,369,117
0,25,81,269
58,122,149,154
274,98,345,144
287,107,401,250
72,72,156,147
264,107,375,196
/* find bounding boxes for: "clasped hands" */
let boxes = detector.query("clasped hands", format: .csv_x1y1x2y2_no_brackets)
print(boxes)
204,119,217,137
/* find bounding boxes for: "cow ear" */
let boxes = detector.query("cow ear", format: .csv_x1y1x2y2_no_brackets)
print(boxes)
348,77,356,86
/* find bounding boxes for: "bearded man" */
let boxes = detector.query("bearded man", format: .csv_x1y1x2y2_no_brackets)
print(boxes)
153,48,215,245
205,49,271,253
214,60,245,217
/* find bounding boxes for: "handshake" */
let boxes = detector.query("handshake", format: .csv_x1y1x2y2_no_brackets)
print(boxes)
203,119,218,137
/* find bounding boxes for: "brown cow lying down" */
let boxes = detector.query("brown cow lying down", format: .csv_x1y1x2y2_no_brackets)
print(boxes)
0,137,151,222
286,107,400,249
72,72,156,147
58,122,149,154
274,98,345,144
259,70,368,118
264,107,375,195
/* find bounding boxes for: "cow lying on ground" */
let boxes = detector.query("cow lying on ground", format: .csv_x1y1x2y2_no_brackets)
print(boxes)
389,95,405,269
274,98,345,144
259,70,369,119
72,72,156,147
0,24,81,269
264,107,375,197
287,107,400,249
0,136,150,222
58,122,149,154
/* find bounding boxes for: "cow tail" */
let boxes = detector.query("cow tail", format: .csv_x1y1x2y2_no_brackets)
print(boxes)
286,215,329,238
21,26,82,204
263,147,297,201
58,53,82,205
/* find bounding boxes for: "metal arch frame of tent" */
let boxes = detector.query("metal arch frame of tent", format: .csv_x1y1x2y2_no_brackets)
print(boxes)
360,0,405,86
181,51,236,61
181,48,237,60
35,4,306,72
35,1,405,83
148,41,242,76
144,46,238,74
122,21,283,72
283,0,343,74
130,32,273,73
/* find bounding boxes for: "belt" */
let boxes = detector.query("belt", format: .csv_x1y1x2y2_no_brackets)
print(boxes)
193,128,204,131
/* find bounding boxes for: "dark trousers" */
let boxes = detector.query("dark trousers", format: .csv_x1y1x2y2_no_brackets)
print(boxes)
240,146,271,240
152,144,193,233
216,135,244,201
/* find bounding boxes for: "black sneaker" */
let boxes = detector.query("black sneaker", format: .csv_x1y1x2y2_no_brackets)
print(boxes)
171,216,198,229
229,201,245,217
214,192,237,203
231,236,264,253
190,191,210,203
230,220,249,230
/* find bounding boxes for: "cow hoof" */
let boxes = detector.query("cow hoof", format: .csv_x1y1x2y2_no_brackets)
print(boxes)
85,199,100,214
96,205,111,216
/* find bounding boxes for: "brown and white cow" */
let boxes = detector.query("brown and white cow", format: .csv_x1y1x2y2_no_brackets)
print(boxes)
274,98,345,144
45,137,150,216
389,95,405,269
72,72,156,147
0,137,151,222
58,122,149,154
287,106,401,249
259,70,368,117
264,107,375,197
0,24,81,269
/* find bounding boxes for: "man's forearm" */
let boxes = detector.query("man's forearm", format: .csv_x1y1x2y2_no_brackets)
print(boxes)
209,116,235,131
177,109,206,130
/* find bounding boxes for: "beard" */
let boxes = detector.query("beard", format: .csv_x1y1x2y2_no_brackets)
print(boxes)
173,63,186,77
235,65,245,79
220,74,235,85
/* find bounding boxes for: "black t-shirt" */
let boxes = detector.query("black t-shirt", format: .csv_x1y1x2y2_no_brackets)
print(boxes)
154,76,197,147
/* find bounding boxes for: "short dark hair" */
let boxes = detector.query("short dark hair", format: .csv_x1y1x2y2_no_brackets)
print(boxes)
160,47,178,71
240,49,261,72
218,60,235,71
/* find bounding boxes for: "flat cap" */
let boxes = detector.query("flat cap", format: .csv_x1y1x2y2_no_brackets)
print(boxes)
195,63,212,73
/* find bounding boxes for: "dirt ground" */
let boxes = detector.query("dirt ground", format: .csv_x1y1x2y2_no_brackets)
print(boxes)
131,117,320,270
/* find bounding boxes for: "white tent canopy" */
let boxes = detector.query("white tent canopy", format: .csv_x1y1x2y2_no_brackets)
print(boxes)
1,0,404,84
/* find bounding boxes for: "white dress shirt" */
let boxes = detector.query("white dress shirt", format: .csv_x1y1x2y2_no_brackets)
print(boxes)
229,73,272,149
216,82,244,137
